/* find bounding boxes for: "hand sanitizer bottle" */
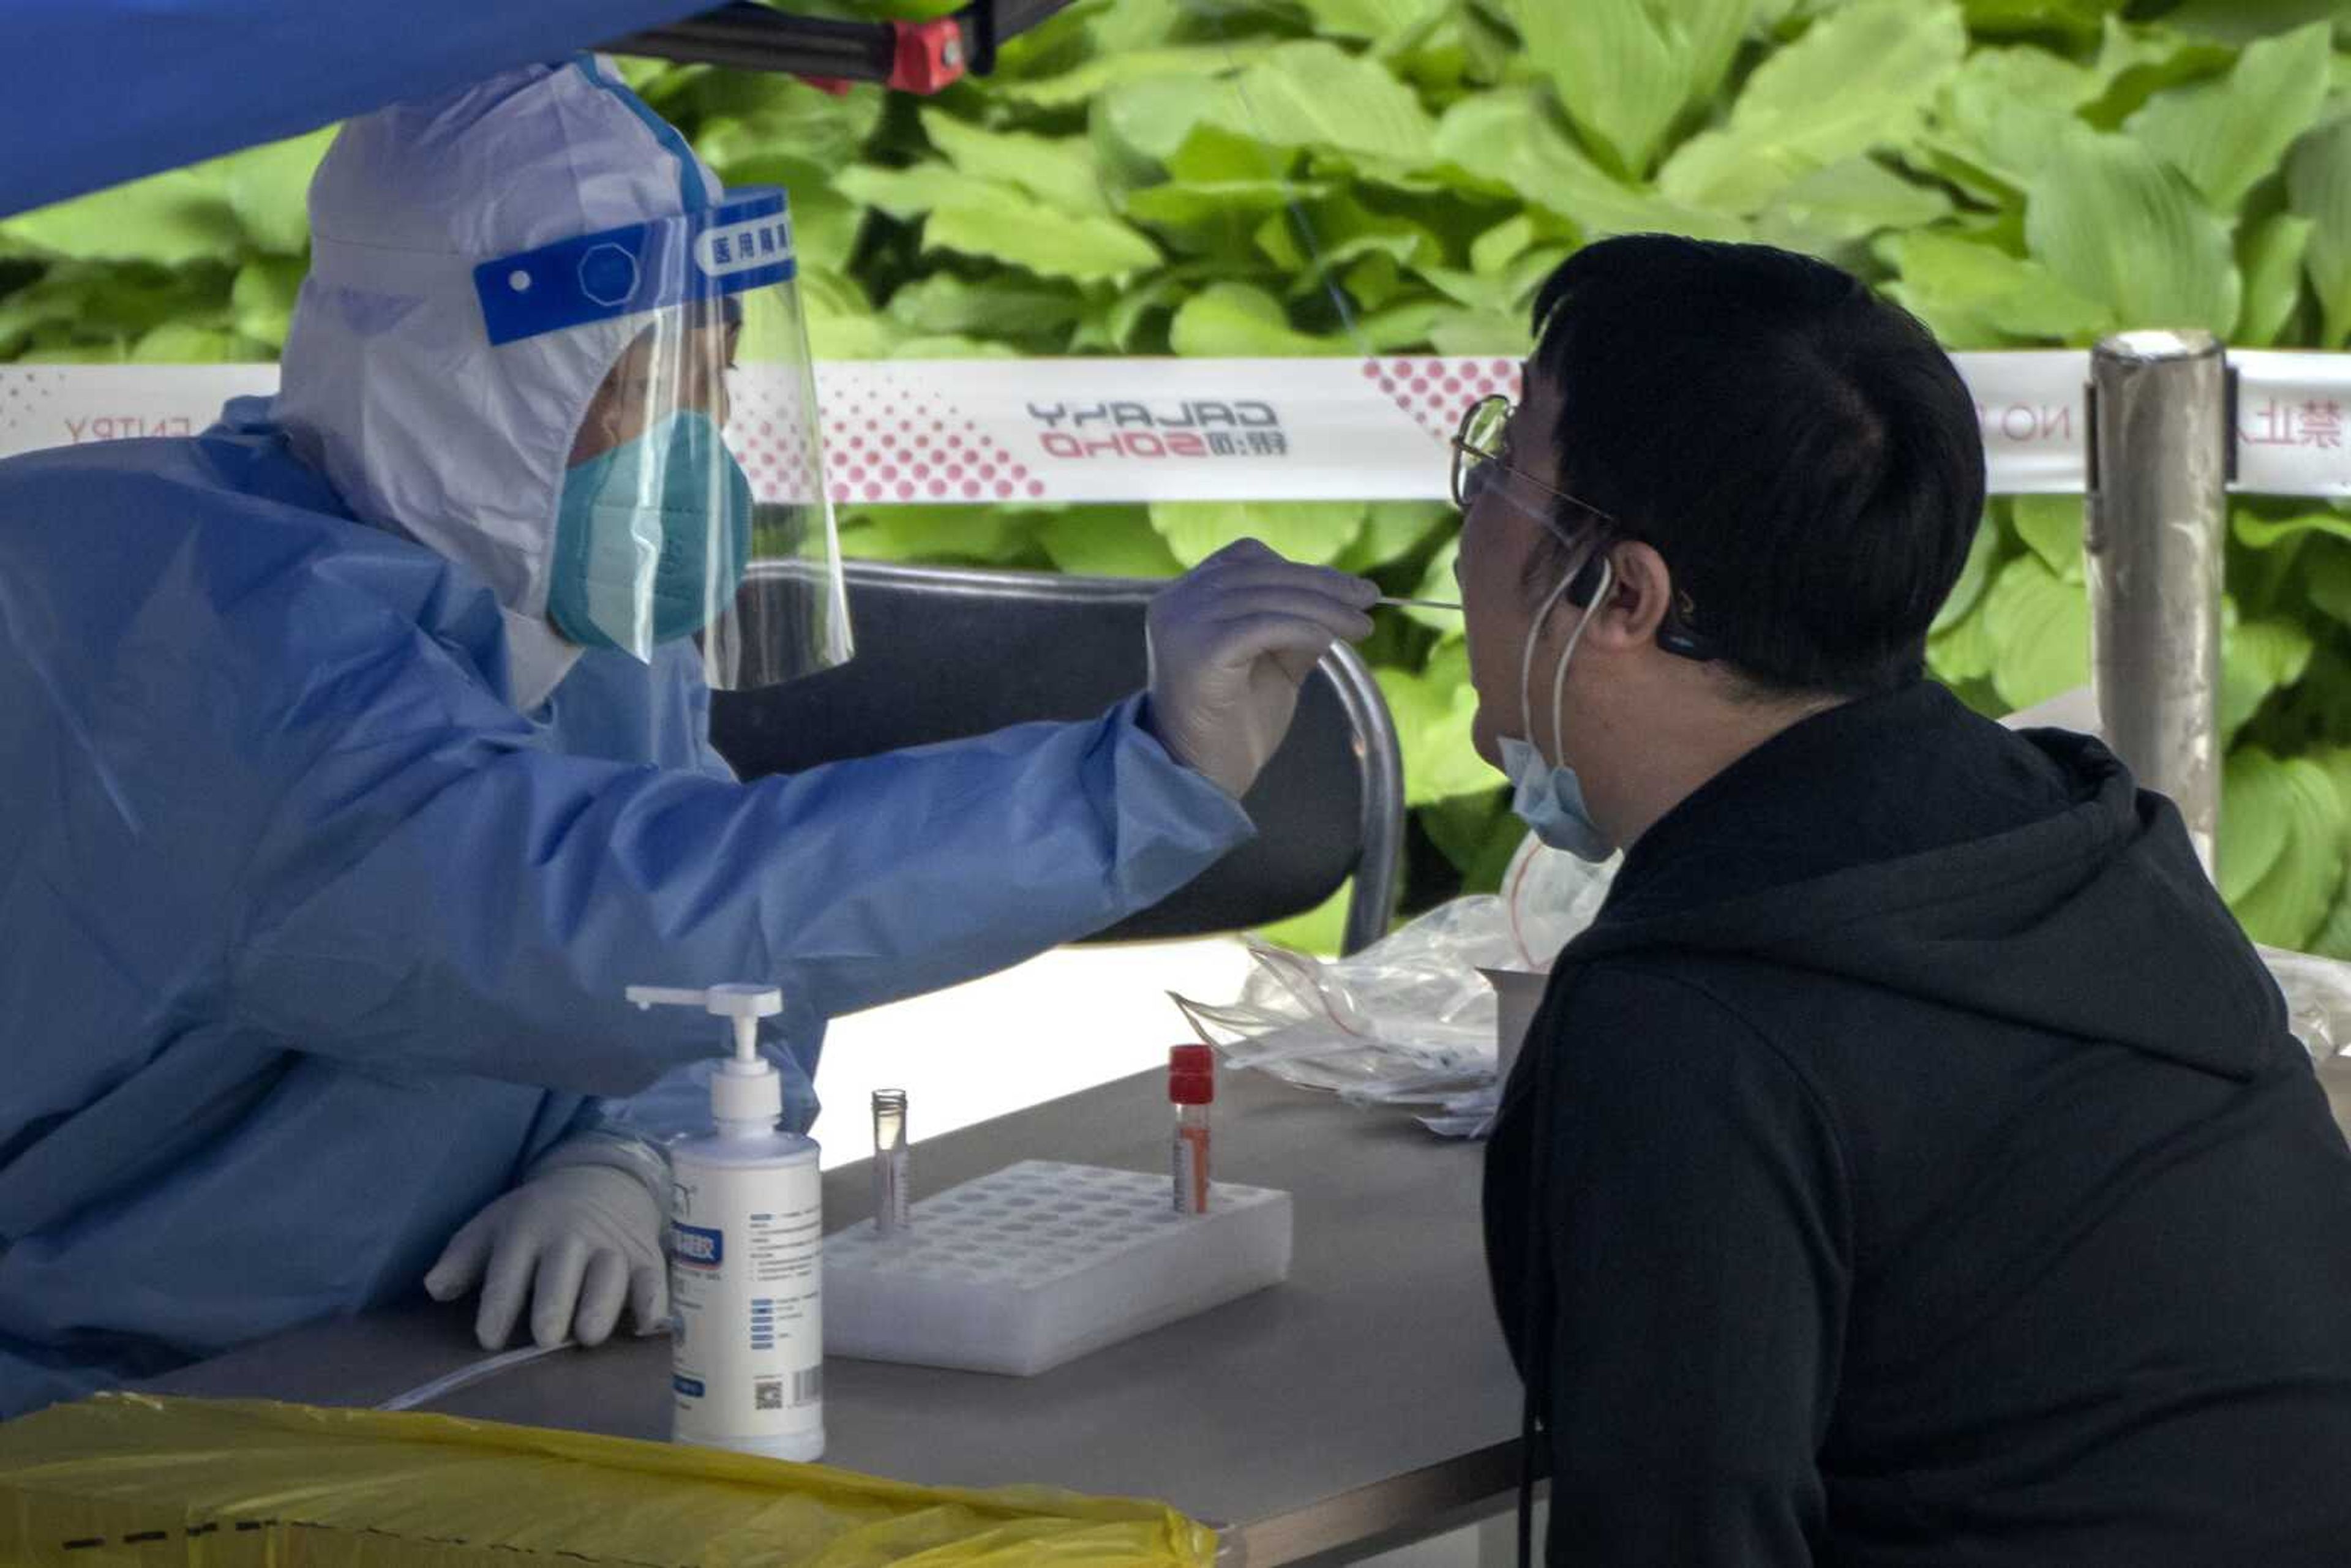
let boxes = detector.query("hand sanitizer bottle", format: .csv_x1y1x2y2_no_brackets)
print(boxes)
626,983,824,1463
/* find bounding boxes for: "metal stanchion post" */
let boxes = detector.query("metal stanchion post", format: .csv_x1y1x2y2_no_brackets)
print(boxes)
2085,330,2230,878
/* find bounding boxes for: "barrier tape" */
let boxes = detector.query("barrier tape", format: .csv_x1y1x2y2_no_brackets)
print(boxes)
1,353,2345,503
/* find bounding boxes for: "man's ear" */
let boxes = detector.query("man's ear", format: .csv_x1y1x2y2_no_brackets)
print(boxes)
1583,539,1672,652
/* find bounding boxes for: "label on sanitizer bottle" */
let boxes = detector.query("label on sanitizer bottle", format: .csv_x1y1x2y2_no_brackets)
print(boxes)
669,1144,825,1458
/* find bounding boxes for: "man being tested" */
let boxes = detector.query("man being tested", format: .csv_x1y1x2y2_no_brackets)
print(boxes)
0,62,1376,1415
1466,235,2351,1564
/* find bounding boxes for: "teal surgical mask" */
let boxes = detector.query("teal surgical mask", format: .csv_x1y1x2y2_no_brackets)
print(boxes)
548,410,753,659
1499,550,1616,862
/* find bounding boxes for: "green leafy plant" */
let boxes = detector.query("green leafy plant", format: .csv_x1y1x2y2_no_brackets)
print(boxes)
9,0,2351,956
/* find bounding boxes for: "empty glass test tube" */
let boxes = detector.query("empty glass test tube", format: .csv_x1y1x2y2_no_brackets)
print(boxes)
872,1089,910,1235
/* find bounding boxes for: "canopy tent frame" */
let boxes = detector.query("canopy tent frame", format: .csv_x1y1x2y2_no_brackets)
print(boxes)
608,0,1081,95
1,0,1082,219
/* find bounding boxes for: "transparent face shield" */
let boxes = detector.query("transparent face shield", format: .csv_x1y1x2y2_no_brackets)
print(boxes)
476,186,852,690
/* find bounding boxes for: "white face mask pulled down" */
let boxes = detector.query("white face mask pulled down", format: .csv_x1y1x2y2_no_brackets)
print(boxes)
1495,547,1617,863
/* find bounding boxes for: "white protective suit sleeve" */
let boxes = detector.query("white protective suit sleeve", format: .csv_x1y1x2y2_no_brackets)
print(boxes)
226,622,1254,1103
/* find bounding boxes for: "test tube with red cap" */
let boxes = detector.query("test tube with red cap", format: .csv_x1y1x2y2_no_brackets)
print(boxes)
1171,1045,1216,1215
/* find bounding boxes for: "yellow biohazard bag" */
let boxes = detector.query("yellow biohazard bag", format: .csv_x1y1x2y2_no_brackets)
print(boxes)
0,1394,1215,1567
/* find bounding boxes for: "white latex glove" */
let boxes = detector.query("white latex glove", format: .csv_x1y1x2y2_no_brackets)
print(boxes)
423,1164,668,1351
1146,538,1378,798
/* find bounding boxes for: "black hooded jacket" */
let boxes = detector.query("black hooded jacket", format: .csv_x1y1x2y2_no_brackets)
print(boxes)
1483,679,2351,1566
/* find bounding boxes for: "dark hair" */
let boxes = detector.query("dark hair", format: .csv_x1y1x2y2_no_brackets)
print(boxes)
1524,234,1984,699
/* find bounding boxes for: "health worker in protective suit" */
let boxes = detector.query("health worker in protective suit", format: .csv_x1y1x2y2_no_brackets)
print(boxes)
0,59,1378,1417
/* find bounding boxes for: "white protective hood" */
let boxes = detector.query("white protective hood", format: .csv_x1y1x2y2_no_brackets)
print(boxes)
275,57,723,710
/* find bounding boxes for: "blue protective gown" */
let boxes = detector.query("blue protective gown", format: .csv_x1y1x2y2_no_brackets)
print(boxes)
0,405,1251,1414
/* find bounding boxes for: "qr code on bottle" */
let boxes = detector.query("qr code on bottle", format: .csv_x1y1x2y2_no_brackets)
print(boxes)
756,1378,784,1411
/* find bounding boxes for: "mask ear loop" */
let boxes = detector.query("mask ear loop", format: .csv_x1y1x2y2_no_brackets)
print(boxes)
1548,555,1614,771
1517,566,1579,753
1519,535,1608,763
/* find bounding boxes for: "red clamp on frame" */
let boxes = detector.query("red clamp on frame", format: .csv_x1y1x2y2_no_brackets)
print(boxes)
613,1,1061,94
800,18,964,96
889,17,968,94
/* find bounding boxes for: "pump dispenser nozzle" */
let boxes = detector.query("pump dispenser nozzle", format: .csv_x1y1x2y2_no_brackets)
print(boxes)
626,983,785,1128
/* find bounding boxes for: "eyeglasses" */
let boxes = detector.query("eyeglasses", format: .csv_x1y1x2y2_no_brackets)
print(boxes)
1447,393,1716,663
1450,394,1614,523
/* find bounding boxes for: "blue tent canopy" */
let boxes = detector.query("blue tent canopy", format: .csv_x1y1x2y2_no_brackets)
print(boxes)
2,1,718,218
